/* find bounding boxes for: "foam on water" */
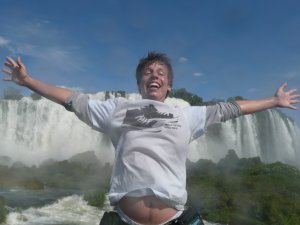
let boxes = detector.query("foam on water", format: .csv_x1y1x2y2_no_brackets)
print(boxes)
4,195,102,225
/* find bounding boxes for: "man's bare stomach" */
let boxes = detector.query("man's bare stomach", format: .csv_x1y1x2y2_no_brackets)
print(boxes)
119,195,178,225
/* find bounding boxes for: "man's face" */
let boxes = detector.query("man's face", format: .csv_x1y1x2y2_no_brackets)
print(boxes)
138,61,171,102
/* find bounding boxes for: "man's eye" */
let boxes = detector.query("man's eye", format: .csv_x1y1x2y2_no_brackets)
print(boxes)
143,70,152,75
159,71,165,76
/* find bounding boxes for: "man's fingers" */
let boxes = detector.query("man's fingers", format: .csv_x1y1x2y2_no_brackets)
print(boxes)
5,56,19,69
4,56,24,71
290,94,300,99
287,89,297,95
279,82,288,92
4,60,18,70
6,56,16,65
290,99,300,104
2,77,12,81
1,67,13,82
4,61,13,68
1,68,12,74
17,56,24,68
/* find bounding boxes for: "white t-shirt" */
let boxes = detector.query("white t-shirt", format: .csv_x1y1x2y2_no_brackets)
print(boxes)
65,94,241,210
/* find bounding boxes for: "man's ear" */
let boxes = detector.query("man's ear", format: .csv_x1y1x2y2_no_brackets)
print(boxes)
166,86,172,98
167,85,172,93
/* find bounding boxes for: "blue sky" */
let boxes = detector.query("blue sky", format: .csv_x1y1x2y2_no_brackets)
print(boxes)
0,0,299,125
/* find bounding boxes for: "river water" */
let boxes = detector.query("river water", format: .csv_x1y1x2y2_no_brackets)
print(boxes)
1,188,222,225
1,188,103,225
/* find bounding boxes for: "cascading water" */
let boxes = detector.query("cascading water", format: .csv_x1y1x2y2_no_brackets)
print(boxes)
0,93,115,166
0,92,299,168
191,109,300,167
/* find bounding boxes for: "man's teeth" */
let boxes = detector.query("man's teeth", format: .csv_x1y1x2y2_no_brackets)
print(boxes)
149,83,160,88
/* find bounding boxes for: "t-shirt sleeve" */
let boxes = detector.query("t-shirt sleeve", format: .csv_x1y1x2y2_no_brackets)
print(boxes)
64,92,118,132
205,101,242,129
183,101,242,141
183,106,207,142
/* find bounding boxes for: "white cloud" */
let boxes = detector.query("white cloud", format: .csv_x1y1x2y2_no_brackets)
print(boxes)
193,72,204,77
0,36,10,46
178,57,187,63
247,88,257,93
2,20,86,74
58,86,85,92
284,72,298,79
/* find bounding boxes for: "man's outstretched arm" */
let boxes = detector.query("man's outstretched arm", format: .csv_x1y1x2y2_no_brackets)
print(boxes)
236,82,300,115
2,56,73,105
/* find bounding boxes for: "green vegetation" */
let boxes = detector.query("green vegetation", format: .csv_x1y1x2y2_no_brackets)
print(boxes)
0,152,111,191
0,152,111,223
20,178,44,190
170,88,203,106
0,196,8,223
170,88,245,106
30,92,42,100
2,87,23,100
105,91,126,99
1,149,300,225
0,164,44,190
187,150,300,225
84,189,106,208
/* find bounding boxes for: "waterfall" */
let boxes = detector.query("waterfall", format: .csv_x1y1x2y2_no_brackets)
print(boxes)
190,110,300,167
0,93,299,167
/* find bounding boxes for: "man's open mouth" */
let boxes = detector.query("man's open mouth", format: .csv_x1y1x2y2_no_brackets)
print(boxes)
147,82,160,89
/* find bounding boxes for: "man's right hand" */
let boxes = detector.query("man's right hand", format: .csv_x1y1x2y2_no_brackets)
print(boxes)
2,56,74,105
2,56,31,86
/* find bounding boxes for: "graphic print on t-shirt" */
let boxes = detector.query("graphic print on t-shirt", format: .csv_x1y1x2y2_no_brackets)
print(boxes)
122,104,179,132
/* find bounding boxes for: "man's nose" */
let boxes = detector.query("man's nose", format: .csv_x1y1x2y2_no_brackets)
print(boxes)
150,72,159,79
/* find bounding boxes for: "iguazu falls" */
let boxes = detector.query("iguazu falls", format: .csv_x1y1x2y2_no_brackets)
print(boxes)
0,92,300,225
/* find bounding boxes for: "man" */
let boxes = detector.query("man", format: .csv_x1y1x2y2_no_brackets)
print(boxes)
2,52,300,225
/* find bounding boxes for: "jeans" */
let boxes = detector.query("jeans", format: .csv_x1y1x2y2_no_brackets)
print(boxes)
100,211,128,225
99,208,205,225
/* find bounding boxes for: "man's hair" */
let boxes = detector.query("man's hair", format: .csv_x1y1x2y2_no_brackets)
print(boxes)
135,52,174,87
